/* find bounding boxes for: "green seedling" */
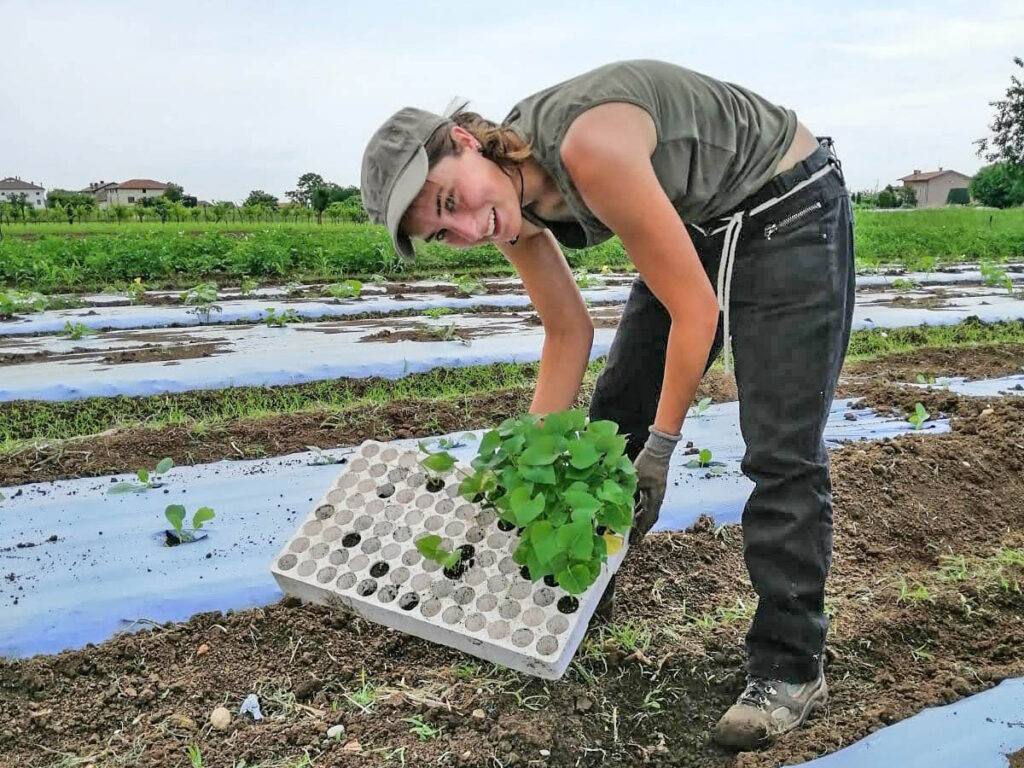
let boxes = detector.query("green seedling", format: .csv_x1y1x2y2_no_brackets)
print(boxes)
404,715,444,741
454,409,637,594
980,260,1013,294
61,320,95,340
600,264,614,275
0,289,49,319
368,273,387,284
126,277,147,304
422,322,470,345
284,280,304,296
573,268,605,289
916,373,936,386
415,534,463,570
108,457,174,493
164,504,215,544
326,279,363,299
239,276,259,297
423,307,454,319
692,396,712,417
264,307,299,327
181,282,222,324
891,277,919,291
186,744,204,768
453,275,487,296
908,402,929,430
344,669,379,713
896,575,933,604
685,448,713,468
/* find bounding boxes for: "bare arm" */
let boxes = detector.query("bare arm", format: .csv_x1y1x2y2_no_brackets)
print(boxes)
561,102,719,436
497,224,594,415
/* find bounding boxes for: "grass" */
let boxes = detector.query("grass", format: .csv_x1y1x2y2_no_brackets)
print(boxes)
3,318,1024,450
3,208,1023,293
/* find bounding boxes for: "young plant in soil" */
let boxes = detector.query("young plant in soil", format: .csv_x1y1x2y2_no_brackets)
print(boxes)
181,281,221,324
980,260,1014,294
264,307,300,327
685,448,726,477
420,322,470,345
61,320,95,340
125,277,147,304
325,279,363,299
423,307,454,320
453,275,487,296
691,396,712,417
574,268,606,289
108,457,174,493
239,276,259,297
164,503,215,545
0,289,49,319
908,402,930,430
420,409,636,594
891,277,920,292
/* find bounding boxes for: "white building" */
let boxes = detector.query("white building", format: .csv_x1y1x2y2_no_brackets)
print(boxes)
107,179,167,206
0,177,46,209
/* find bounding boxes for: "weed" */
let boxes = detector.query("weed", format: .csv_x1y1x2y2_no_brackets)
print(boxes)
980,260,1015,294
916,373,937,386
891,277,920,291
908,402,930,430
108,457,174,493
911,644,934,662
0,289,49,318
239,277,259,297
404,715,444,741
186,745,204,768
344,669,379,713
61,321,94,340
604,619,652,653
897,575,934,604
125,277,147,304
574,268,605,289
938,554,969,582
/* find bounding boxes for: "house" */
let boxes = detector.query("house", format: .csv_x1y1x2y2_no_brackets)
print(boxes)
0,177,46,209
898,168,972,208
80,180,119,208
107,179,167,206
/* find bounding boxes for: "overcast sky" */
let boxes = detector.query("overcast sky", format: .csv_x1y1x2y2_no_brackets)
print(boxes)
3,0,1022,202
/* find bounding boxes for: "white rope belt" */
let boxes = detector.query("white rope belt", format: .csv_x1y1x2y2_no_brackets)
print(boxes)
708,162,837,372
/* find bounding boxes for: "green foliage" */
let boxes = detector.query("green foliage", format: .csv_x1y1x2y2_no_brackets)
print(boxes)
125,277,146,304
109,457,175,493
908,402,929,430
975,56,1024,167
423,307,454,319
0,289,49,318
980,260,1015,294
165,504,216,542
692,396,712,417
324,279,363,299
264,307,299,327
61,320,94,340
453,275,487,296
450,409,636,594
573,268,605,289
414,534,462,569
891,277,920,291
970,162,1024,208
244,189,279,208
181,281,221,323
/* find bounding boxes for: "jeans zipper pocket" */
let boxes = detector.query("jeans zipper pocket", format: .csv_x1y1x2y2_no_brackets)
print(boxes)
763,201,823,240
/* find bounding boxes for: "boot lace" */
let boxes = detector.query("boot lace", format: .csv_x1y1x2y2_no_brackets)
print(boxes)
739,676,777,709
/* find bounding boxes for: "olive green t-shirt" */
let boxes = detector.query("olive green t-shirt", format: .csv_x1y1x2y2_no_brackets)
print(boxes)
503,59,797,248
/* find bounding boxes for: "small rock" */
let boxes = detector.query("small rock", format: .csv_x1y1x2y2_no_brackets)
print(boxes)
540,749,551,757
844,412,857,421
471,708,486,720
574,695,594,714
166,713,197,730
196,643,209,657
210,707,231,731
342,739,362,753
327,724,346,740
980,407,994,417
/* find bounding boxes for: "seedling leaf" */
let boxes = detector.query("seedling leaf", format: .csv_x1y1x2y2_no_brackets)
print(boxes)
165,504,186,536
155,458,174,475
192,507,215,530
421,451,455,474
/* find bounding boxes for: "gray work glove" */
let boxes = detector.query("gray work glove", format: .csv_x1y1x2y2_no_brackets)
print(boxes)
630,426,682,544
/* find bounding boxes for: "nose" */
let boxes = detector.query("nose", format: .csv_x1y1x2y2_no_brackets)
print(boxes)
445,209,485,244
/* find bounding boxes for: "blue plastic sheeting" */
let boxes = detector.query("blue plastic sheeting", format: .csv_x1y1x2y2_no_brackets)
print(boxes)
788,678,1024,768
856,268,1023,287
911,374,1024,398
3,289,1024,404
0,286,631,336
0,398,946,658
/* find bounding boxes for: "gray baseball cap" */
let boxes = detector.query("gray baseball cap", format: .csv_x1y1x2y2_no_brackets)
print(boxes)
361,106,449,260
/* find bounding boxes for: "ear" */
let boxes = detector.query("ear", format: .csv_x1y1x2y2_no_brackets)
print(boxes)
450,125,481,152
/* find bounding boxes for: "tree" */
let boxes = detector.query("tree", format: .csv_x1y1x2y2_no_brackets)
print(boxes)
6,193,29,222
895,186,916,208
310,185,331,224
970,162,1024,208
110,204,131,224
976,57,1024,167
132,202,148,223
46,188,95,213
164,182,184,203
210,201,233,223
244,189,279,207
286,172,325,206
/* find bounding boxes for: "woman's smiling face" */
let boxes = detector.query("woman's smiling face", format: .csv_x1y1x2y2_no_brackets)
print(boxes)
402,126,523,249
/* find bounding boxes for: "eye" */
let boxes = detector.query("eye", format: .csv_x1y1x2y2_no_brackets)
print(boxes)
435,229,448,242
445,193,455,213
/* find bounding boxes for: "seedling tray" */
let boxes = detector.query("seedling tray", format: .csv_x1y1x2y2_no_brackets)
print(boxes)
271,440,628,679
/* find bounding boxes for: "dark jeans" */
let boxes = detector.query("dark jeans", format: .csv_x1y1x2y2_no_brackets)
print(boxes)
590,142,855,683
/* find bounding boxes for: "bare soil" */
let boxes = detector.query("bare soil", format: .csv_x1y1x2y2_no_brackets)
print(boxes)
1,395,1022,767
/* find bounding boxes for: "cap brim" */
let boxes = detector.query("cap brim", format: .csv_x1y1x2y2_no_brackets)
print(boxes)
385,145,428,261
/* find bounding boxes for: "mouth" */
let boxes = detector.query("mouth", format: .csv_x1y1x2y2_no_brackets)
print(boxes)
485,208,497,240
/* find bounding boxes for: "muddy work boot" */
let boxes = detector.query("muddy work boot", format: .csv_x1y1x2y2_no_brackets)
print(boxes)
713,670,828,750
